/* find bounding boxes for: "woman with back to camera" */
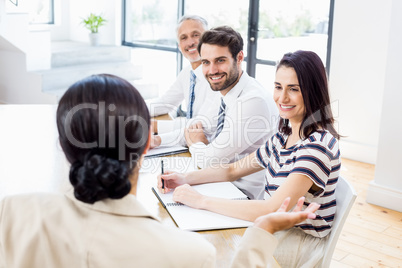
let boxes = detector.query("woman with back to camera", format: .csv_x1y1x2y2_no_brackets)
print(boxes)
0,74,214,267
0,73,320,268
159,50,341,267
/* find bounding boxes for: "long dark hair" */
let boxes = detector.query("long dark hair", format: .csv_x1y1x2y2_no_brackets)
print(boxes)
277,50,340,139
57,74,150,204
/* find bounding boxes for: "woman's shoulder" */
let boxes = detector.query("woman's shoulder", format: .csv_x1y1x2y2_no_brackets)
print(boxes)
270,132,287,146
0,193,66,223
298,130,340,160
303,130,339,148
1,192,63,205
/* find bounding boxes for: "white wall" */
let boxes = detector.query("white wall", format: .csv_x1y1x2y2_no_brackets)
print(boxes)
0,0,4,32
331,0,402,211
49,0,71,41
0,5,30,52
366,0,402,212
0,50,57,104
330,0,392,164
0,0,52,103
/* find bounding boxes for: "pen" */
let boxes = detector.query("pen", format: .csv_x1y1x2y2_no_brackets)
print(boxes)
161,159,165,190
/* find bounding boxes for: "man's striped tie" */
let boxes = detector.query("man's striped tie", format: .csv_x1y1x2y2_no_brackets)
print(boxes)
186,70,196,119
215,98,226,138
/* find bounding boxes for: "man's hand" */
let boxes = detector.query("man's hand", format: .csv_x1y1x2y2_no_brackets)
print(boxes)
151,119,158,135
185,121,209,146
150,135,161,149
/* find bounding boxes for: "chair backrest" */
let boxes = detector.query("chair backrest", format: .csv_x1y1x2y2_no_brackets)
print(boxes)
320,176,357,268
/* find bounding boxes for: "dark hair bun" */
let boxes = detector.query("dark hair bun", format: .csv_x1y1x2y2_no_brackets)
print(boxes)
69,153,132,204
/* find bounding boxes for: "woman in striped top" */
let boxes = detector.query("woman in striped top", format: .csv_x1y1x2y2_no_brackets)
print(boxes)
159,50,341,267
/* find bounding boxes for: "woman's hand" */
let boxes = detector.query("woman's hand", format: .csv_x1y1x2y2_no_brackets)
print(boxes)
157,171,186,193
253,196,320,234
172,184,205,209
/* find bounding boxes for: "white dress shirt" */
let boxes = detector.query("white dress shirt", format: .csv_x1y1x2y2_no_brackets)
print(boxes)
160,72,279,199
146,64,214,117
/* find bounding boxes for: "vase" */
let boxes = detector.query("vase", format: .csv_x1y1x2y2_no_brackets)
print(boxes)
89,33,100,46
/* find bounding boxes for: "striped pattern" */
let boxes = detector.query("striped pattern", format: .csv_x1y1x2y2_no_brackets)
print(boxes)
215,98,226,138
256,130,341,238
186,70,196,119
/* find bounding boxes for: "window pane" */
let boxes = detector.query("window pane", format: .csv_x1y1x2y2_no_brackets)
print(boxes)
6,0,54,24
30,0,53,24
255,64,276,96
130,48,177,99
258,0,330,64
125,0,178,47
184,0,250,58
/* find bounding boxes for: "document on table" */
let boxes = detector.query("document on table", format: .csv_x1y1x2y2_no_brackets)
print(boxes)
152,181,252,231
145,118,189,158
157,118,186,134
144,145,188,158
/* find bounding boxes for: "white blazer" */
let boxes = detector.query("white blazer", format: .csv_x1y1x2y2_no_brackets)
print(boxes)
0,189,215,268
0,189,279,268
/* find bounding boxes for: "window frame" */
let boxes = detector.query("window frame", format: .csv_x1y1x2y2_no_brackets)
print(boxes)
121,0,334,76
246,0,335,77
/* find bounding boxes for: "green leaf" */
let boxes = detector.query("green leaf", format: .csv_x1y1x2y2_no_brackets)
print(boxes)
81,13,107,33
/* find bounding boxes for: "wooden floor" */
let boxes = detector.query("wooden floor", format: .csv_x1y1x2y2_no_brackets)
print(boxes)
333,158,402,268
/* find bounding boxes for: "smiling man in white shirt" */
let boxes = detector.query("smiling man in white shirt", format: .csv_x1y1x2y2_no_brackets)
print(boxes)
153,26,278,199
186,26,278,199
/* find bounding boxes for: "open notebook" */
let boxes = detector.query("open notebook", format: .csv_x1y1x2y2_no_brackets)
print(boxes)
152,182,253,231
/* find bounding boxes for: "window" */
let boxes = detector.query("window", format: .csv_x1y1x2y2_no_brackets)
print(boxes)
124,0,178,49
122,0,333,97
184,0,250,58
6,0,54,24
257,0,331,63
252,0,333,93
123,0,180,97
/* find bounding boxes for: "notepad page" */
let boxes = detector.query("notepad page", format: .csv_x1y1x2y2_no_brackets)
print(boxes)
155,182,248,205
167,204,253,231
152,181,252,231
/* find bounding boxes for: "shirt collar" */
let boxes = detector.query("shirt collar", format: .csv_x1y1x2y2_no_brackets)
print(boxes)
193,64,204,78
222,71,249,105
65,187,160,221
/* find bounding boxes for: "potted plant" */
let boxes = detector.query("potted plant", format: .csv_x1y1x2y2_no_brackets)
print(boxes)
81,13,107,46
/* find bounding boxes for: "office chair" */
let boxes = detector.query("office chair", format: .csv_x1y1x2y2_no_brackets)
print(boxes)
320,176,357,268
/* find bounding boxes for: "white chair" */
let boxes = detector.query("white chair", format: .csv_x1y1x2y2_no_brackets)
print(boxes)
320,176,357,268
